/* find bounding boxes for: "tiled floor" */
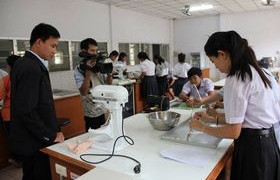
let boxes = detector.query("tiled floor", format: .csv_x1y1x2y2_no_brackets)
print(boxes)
0,165,22,180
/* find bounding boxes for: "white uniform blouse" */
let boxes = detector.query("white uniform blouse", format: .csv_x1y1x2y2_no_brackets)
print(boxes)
156,62,169,77
224,66,280,129
140,59,156,76
173,62,191,78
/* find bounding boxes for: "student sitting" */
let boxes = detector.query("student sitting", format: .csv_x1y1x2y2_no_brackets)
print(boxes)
179,67,214,104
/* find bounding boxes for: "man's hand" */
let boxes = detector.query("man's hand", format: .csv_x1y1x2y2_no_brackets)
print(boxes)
186,97,202,106
54,132,64,143
86,60,96,69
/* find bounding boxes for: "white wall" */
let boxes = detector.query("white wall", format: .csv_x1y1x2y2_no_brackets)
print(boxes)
174,15,220,80
220,10,280,60
174,9,280,81
0,0,171,90
0,0,110,41
111,6,170,50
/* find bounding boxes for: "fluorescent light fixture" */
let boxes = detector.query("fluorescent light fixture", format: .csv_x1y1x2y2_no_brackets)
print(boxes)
189,4,213,12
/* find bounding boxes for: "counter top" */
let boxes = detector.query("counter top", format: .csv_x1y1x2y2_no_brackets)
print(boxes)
52,89,80,100
44,109,233,180
112,79,136,86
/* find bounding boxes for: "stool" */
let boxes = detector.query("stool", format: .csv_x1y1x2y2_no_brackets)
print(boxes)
57,118,70,131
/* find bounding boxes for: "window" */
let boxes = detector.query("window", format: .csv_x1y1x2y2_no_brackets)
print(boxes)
0,39,14,71
17,40,30,57
119,43,169,65
48,41,70,72
71,41,80,69
119,43,141,65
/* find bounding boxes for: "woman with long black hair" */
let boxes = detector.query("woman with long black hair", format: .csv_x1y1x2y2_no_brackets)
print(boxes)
138,52,159,99
190,31,280,180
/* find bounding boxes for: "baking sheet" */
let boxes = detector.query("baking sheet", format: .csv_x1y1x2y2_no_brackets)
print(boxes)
160,118,222,149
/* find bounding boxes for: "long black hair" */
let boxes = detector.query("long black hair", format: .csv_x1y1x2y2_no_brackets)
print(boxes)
154,54,165,65
137,52,150,61
204,31,271,88
118,52,127,62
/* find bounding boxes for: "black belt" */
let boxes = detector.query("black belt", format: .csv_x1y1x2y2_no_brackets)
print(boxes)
241,127,273,137
177,77,187,80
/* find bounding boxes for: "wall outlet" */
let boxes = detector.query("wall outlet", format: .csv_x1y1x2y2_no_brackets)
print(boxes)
55,163,67,177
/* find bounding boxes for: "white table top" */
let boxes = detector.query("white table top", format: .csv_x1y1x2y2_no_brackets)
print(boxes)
46,109,232,180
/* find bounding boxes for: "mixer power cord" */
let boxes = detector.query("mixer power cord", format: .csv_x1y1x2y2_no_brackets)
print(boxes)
80,105,141,174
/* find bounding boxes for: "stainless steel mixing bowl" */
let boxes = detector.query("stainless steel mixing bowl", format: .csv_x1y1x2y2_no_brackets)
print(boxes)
147,111,180,131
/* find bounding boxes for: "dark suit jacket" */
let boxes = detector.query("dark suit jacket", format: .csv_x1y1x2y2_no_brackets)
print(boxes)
10,51,58,155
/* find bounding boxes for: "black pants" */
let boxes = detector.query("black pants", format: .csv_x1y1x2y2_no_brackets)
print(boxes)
85,114,106,132
231,127,280,180
20,151,51,180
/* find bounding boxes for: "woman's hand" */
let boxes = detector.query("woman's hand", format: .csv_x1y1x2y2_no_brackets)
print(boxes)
206,108,219,117
190,117,204,132
194,111,215,123
213,101,224,109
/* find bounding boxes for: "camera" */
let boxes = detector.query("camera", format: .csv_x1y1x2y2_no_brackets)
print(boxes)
79,51,113,74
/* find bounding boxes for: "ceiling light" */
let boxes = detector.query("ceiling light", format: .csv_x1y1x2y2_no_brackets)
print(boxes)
189,4,213,12
261,0,278,6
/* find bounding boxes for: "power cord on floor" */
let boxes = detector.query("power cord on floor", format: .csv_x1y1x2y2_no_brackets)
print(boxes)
80,107,141,174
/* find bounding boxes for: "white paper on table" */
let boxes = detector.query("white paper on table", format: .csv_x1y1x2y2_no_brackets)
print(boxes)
160,145,216,167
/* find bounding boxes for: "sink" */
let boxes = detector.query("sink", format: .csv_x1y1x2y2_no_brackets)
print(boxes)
160,118,222,149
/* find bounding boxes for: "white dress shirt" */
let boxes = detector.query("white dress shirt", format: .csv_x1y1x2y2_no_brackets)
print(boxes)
173,62,191,78
224,66,280,128
140,59,156,76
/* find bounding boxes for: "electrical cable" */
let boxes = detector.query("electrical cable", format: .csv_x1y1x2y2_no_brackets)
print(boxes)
80,105,141,174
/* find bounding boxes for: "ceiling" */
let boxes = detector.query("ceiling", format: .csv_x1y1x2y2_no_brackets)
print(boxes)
88,0,280,19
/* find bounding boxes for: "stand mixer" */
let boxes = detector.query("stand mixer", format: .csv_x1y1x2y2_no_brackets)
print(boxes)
88,85,129,152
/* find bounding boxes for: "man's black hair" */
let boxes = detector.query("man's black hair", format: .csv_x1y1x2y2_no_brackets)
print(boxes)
30,23,60,46
109,50,119,57
6,55,21,68
187,67,202,78
80,38,98,50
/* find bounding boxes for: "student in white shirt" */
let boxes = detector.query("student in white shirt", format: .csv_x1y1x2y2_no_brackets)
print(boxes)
179,67,214,103
154,55,168,96
172,53,191,96
191,31,280,180
138,52,159,98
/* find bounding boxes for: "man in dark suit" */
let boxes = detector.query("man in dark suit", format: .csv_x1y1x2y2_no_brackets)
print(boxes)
10,23,64,180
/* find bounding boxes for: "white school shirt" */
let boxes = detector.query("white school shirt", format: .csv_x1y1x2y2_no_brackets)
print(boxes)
173,62,191,78
224,66,280,129
140,59,155,76
156,62,169,77
181,78,214,99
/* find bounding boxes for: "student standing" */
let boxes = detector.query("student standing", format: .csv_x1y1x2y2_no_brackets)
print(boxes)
10,23,65,180
138,52,159,98
172,53,191,96
190,31,280,180
154,55,169,96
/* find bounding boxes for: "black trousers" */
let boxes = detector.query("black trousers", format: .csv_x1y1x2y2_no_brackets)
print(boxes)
85,114,106,132
231,127,280,180
20,151,51,180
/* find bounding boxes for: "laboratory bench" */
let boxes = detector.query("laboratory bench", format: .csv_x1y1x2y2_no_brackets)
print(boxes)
41,109,233,180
